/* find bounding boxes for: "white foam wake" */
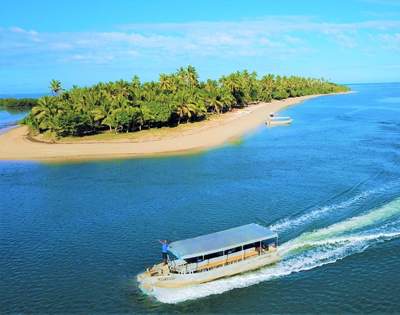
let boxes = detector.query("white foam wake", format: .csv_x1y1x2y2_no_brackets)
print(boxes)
271,181,399,233
282,197,400,252
143,198,400,304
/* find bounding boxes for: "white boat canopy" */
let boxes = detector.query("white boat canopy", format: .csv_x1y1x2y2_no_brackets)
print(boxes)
168,223,277,259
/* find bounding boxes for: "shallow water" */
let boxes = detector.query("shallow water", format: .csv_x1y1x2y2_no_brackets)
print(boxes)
1,83,400,313
0,110,26,132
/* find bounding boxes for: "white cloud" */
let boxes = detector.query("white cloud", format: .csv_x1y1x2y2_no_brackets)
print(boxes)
378,33,400,50
9,26,38,36
62,53,114,64
1,17,400,67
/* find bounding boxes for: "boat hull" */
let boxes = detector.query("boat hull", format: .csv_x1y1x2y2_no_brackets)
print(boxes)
137,251,280,290
266,118,293,126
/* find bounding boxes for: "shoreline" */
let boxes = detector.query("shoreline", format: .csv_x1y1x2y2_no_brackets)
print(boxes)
0,93,348,162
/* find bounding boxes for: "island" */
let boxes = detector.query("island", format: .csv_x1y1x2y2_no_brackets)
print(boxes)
0,66,349,161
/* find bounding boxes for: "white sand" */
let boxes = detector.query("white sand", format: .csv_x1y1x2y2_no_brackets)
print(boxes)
0,94,341,162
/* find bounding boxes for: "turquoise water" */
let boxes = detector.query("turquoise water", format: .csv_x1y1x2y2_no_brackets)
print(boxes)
1,83,400,313
0,93,43,132
0,110,26,132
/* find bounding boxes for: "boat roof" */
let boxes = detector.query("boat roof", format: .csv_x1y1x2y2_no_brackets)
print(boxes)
168,223,277,259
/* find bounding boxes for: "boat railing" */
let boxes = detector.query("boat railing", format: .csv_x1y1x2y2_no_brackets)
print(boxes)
169,246,276,274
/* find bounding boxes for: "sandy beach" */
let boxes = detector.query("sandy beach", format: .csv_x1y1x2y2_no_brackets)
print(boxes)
0,94,341,162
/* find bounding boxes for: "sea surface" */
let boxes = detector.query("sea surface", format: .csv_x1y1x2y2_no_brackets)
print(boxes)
1,83,400,313
0,110,26,133
0,93,44,133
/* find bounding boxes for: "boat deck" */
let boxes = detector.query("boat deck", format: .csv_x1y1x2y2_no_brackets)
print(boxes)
196,248,260,271
169,246,277,274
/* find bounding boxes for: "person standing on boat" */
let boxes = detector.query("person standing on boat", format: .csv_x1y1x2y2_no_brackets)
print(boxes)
159,240,169,265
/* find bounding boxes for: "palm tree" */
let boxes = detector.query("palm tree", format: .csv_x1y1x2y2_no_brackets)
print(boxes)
206,94,224,113
159,74,178,93
25,66,349,137
29,96,61,132
177,65,199,89
171,90,205,124
50,79,62,96
219,89,235,112
260,74,274,102
186,65,199,88
220,73,245,107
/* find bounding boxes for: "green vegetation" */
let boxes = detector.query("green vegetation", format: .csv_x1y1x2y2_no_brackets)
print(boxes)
23,66,349,137
50,79,63,96
0,98,38,112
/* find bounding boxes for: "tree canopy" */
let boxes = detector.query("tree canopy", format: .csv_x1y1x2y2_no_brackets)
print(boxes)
49,79,63,96
0,98,38,114
23,66,349,137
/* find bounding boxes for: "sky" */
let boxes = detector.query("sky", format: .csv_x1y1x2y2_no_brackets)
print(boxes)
1,0,400,94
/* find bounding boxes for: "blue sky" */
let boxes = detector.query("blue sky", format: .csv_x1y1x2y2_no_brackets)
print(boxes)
1,0,400,93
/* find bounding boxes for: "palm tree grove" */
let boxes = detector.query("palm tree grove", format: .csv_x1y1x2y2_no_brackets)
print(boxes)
24,66,349,137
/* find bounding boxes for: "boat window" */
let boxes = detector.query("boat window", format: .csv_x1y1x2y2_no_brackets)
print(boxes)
262,238,277,249
243,242,260,250
204,251,224,260
185,256,204,264
224,246,242,255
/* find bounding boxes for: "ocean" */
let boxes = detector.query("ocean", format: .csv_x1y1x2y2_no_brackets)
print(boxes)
1,83,400,313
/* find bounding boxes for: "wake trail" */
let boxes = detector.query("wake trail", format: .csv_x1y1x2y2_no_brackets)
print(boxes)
143,197,400,304
265,170,383,229
271,179,399,233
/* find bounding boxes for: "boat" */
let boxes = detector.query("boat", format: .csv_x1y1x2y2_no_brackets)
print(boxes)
266,113,293,126
137,223,280,289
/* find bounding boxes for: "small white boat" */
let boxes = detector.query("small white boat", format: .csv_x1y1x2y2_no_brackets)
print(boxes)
266,113,293,126
137,223,280,289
